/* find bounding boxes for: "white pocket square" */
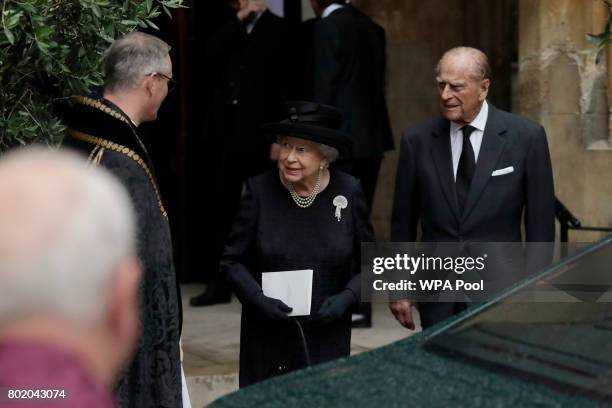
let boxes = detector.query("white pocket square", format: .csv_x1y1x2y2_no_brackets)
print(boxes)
491,166,514,176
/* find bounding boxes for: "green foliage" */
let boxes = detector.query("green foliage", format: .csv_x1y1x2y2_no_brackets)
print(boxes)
586,0,612,63
0,0,185,150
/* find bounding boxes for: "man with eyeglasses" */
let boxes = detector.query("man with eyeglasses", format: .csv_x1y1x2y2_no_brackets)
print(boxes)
62,32,185,408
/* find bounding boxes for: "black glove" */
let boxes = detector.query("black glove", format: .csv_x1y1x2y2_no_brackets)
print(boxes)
251,291,293,322
313,289,357,325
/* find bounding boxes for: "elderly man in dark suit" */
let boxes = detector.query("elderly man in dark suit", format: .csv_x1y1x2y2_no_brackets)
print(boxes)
390,47,555,330
311,0,393,327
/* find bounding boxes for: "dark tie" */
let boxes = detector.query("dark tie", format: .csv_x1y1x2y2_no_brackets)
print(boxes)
456,125,476,215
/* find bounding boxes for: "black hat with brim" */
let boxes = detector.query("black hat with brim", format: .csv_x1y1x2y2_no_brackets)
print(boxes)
262,101,352,156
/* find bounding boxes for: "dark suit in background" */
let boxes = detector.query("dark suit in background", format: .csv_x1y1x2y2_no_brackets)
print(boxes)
289,17,318,101
313,4,393,325
190,8,290,305
391,103,555,327
313,4,393,211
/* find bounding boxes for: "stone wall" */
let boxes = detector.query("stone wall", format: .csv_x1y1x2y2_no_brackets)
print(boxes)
518,0,612,241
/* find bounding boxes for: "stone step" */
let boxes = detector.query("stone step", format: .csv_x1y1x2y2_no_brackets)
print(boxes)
180,284,416,406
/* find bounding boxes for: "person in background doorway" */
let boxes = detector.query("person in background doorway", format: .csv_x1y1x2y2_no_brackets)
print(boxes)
190,0,291,307
310,0,394,327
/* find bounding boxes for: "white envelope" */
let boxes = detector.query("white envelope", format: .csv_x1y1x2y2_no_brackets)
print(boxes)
491,166,514,176
262,269,313,316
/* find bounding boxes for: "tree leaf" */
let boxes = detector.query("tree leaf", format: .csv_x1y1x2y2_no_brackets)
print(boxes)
91,3,102,18
6,12,24,28
19,3,36,13
145,19,159,30
586,33,608,46
3,27,15,45
0,0,185,149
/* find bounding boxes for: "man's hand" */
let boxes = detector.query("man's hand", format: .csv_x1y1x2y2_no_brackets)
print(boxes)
389,300,416,330
237,0,266,21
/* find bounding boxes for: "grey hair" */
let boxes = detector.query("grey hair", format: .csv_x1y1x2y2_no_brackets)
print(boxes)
318,143,339,163
0,148,136,323
104,32,171,92
435,47,491,81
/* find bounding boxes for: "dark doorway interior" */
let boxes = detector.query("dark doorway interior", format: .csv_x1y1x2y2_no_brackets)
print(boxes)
143,0,518,283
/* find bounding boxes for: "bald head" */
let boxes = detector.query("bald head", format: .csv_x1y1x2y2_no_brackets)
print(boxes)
0,148,136,322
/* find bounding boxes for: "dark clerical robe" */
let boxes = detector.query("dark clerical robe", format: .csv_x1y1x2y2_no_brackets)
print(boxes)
63,96,182,408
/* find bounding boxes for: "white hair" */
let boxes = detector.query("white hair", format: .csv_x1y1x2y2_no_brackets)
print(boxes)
0,148,136,323
435,46,491,81
318,143,339,163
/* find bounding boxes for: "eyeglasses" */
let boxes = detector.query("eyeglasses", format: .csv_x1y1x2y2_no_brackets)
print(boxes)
148,72,178,93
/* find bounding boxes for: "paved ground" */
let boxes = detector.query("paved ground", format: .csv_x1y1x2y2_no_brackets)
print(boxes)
181,284,419,407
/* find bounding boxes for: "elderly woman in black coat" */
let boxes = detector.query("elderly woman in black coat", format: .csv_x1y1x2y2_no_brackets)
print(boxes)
220,101,375,387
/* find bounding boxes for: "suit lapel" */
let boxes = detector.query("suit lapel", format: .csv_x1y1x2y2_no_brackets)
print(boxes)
430,120,461,222
461,106,507,222
249,10,269,38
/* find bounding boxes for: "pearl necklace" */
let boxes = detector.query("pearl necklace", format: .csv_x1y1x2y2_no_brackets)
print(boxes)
287,170,322,208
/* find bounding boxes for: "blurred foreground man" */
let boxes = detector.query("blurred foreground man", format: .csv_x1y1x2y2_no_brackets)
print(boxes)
63,32,183,407
390,47,555,329
0,149,140,408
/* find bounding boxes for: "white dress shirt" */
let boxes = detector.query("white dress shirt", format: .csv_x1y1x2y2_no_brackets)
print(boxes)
322,3,344,18
450,100,489,179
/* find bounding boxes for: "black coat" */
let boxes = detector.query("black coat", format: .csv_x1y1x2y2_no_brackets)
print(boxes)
313,5,393,158
290,17,319,100
204,10,290,163
220,170,374,387
195,10,293,280
63,97,183,408
391,104,555,326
